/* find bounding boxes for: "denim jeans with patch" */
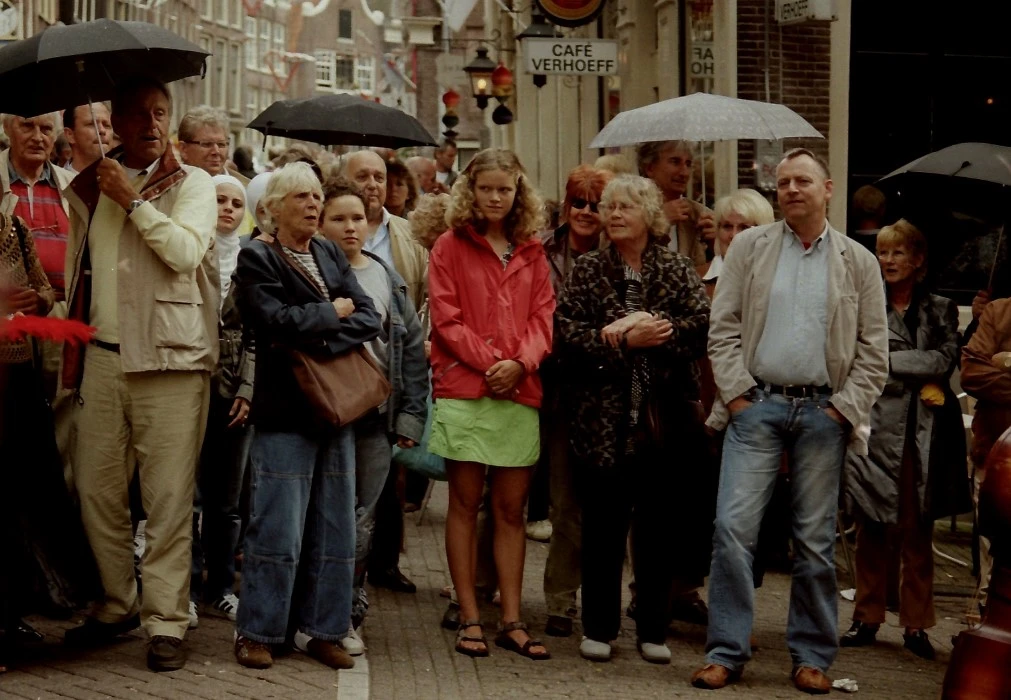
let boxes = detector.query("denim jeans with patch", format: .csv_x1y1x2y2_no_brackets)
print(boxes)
236,428,355,644
705,389,848,673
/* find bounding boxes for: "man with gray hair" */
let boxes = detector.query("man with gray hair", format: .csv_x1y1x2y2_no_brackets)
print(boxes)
407,154,445,195
637,140,714,267
178,105,234,179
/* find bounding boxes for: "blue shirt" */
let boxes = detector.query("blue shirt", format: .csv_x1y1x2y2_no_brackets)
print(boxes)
752,223,831,387
363,208,394,267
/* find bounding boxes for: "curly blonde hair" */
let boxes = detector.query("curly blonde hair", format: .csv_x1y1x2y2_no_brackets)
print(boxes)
410,193,451,250
446,148,544,244
600,175,670,240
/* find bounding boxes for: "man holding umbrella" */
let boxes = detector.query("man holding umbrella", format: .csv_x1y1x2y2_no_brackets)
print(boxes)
61,76,218,673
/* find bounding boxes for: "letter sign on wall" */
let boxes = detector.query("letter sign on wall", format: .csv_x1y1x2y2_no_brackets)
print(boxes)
524,39,619,76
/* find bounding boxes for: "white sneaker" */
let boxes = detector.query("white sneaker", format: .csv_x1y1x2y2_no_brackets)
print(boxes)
525,520,553,543
579,636,611,661
638,641,671,664
341,625,365,656
188,600,199,630
206,593,239,622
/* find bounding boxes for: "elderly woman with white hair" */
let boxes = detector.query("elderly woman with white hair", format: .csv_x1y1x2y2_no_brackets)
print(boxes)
703,189,775,293
232,163,382,671
555,174,710,664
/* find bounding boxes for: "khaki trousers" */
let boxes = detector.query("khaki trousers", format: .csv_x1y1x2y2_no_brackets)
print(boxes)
853,447,935,629
74,345,209,639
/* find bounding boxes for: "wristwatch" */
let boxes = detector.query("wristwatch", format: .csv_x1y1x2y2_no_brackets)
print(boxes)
127,198,145,213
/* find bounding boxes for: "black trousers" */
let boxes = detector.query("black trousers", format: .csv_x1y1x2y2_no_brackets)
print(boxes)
369,461,404,574
579,439,675,645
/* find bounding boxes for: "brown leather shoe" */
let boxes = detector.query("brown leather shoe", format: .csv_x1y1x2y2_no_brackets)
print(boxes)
793,666,831,694
690,663,740,690
307,639,355,669
235,636,273,669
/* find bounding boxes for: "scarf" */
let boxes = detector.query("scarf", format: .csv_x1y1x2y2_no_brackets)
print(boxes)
215,232,240,306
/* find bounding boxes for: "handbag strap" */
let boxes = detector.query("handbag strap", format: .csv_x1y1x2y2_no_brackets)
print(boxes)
268,237,329,300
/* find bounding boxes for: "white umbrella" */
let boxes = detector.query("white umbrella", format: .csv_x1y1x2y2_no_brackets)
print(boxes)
590,92,824,201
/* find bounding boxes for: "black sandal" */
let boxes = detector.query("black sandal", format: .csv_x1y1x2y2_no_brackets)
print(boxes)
455,620,489,658
495,621,551,660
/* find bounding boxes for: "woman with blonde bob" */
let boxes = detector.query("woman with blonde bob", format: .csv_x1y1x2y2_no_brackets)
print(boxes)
704,189,775,290
232,162,383,671
428,148,555,660
843,218,966,661
556,175,711,664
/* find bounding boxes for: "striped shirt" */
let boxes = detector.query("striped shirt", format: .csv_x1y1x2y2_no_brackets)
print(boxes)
8,161,70,301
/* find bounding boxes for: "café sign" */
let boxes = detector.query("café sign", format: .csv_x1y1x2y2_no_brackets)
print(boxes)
524,38,618,76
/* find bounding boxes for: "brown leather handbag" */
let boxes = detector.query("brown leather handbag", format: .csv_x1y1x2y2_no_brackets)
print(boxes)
271,239,390,427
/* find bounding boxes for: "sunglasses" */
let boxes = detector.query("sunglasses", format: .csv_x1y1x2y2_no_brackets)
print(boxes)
570,197,599,213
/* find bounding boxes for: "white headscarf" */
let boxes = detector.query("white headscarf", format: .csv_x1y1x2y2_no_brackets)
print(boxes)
245,171,274,232
212,174,246,305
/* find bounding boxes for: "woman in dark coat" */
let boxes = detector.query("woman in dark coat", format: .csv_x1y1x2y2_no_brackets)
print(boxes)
555,174,710,664
843,218,966,661
1,213,100,671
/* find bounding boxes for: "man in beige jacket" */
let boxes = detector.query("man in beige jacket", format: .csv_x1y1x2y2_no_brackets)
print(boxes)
692,149,888,694
60,77,218,673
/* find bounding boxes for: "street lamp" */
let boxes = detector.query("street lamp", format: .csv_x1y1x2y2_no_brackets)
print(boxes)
515,8,562,88
464,47,497,110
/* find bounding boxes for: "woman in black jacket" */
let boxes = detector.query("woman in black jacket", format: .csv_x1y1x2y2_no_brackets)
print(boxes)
232,163,382,671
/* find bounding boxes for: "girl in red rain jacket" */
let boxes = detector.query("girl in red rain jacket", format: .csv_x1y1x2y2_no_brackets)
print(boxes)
428,149,555,660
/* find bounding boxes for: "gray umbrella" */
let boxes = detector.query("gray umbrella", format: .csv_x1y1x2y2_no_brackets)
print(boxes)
880,142,1011,186
588,92,823,148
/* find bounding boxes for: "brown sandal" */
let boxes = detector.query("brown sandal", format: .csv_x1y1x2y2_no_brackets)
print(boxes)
495,621,551,660
455,620,489,657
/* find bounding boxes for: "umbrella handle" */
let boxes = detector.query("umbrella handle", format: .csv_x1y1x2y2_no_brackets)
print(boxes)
77,60,106,160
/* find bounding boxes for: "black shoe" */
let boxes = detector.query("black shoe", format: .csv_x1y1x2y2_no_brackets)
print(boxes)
903,630,935,660
147,635,186,672
370,568,417,594
9,620,45,647
670,598,709,626
64,614,140,647
840,621,878,648
441,601,461,631
544,615,573,638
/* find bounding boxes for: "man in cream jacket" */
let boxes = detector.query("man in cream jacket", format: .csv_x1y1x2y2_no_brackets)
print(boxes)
60,77,218,674
692,149,888,694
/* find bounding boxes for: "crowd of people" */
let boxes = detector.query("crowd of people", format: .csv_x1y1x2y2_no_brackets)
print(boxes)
1,76,1006,697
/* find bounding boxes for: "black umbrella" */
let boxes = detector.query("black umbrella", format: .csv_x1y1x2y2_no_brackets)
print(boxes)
0,19,208,118
247,94,437,149
880,142,1011,187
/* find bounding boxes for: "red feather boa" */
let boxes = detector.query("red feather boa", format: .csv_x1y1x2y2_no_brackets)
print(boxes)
0,315,96,344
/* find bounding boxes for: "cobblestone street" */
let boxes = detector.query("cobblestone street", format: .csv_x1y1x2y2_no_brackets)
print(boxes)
2,481,972,699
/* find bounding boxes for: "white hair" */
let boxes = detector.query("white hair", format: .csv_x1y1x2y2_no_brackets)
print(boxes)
2,112,62,133
260,162,322,229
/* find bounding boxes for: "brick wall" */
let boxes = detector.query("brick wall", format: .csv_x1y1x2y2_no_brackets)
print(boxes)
736,0,831,189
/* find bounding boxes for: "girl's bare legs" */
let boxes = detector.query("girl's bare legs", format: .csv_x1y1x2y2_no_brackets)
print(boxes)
490,466,546,653
445,460,487,652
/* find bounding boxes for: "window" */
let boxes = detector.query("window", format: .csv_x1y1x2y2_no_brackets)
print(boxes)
334,56,355,90
217,0,229,25
248,86,260,121
338,9,352,41
245,18,257,69
215,38,227,108
273,23,286,78
230,42,242,113
355,56,374,94
232,0,243,28
314,49,334,90
201,36,213,105
200,0,212,20
259,20,272,73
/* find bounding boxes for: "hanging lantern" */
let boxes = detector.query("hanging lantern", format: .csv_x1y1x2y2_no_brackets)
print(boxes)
464,47,497,109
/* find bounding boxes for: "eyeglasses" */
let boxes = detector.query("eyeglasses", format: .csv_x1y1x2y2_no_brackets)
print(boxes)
570,197,599,213
185,140,229,151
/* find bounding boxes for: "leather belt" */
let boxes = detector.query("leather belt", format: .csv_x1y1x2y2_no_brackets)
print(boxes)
754,379,830,399
90,338,121,354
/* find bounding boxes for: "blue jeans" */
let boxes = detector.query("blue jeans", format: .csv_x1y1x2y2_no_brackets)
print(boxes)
351,411,392,624
706,389,848,673
192,391,253,602
236,429,355,644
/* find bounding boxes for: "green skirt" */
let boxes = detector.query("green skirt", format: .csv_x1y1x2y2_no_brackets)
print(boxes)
429,397,540,467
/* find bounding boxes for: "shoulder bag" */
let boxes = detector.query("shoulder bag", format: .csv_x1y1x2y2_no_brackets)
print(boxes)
270,238,390,427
